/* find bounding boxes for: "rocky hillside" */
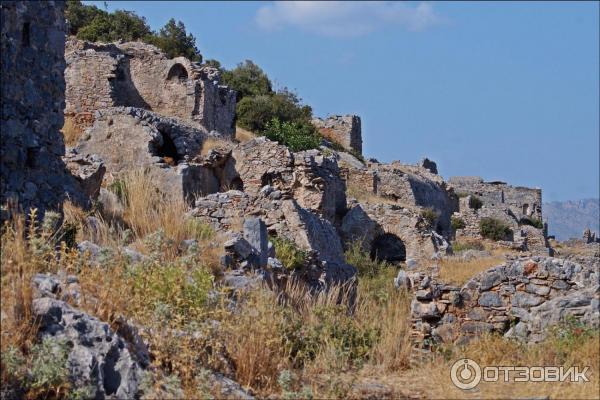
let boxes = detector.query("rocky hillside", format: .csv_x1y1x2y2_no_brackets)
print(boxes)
543,198,599,240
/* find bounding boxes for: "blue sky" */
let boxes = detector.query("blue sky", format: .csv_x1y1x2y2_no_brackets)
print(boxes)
87,1,599,202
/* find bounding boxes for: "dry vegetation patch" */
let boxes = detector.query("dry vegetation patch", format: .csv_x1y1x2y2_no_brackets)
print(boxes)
439,255,505,286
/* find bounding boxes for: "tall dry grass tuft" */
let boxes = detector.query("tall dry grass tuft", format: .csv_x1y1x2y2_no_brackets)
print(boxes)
235,126,256,143
439,255,504,286
61,116,83,147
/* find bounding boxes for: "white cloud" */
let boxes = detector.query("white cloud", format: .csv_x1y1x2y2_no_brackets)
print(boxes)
255,1,441,37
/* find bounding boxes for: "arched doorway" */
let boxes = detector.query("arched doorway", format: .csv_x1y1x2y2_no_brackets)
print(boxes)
370,233,406,262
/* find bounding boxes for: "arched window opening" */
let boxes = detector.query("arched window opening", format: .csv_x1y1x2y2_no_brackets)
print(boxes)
166,63,188,82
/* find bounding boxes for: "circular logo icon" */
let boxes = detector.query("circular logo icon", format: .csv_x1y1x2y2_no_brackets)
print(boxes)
450,358,482,390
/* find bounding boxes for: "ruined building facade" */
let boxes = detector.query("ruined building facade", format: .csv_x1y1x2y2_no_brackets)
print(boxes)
449,176,548,252
64,38,236,137
1,1,68,215
313,114,362,155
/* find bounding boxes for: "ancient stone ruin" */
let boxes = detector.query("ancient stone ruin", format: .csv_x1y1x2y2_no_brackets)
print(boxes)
64,38,236,137
0,1,69,215
313,114,362,155
449,176,549,253
405,255,599,346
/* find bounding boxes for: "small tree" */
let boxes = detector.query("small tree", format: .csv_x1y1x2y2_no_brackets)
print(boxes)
148,19,201,62
479,217,512,241
221,60,273,102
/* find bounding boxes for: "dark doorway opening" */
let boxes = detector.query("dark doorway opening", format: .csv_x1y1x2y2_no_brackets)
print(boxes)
370,233,406,263
156,130,180,166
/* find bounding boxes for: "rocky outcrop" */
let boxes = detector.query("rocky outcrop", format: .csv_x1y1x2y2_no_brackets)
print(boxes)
75,107,224,204
63,149,105,200
407,256,599,346
32,274,147,399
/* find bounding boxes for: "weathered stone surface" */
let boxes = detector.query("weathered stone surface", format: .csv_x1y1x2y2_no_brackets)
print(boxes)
312,114,362,155
63,148,105,200
65,38,236,137
243,218,269,267
410,256,599,346
0,1,71,217
479,291,503,307
32,275,146,399
76,107,223,203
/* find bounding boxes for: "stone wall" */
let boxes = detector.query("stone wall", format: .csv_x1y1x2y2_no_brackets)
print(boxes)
1,1,69,215
313,115,362,155
64,39,236,137
449,177,548,251
407,256,599,346
449,176,542,221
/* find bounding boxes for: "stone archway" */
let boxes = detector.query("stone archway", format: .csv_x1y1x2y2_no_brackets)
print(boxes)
166,63,188,82
370,233,406,262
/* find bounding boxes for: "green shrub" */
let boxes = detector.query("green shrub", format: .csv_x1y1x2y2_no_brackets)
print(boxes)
479,217,512,241
420,208,439,229
271,236,307,270
468,196,483,210
450,216,466,231
221,60,273,102
344,241,390,278
28,338,70,394
520,217,544,229
280,305,378,368
237,91,313,134
262,118,321,152
146,19,201,62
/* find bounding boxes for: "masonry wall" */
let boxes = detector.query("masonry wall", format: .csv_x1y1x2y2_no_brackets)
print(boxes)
313,115,362,155
64,39,236,137
449,176,542,221
1,1,68,215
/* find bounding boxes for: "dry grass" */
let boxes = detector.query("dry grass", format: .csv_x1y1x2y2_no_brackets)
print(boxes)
2,173,598,399
235,126,257,143
61,116,83,147
382,331,600,399
439,255,504,286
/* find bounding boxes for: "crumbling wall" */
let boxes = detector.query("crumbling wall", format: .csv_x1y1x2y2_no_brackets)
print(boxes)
407,256,599,346
64,39,236,137
449,176,542,220
76,107,214,203
313,115,362,155
1,1,69,215
449,176,548,251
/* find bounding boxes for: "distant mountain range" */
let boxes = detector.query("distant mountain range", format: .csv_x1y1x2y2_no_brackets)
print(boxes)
543,198,599,241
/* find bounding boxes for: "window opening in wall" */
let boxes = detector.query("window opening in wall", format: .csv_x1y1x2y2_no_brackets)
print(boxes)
22,22,30,47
